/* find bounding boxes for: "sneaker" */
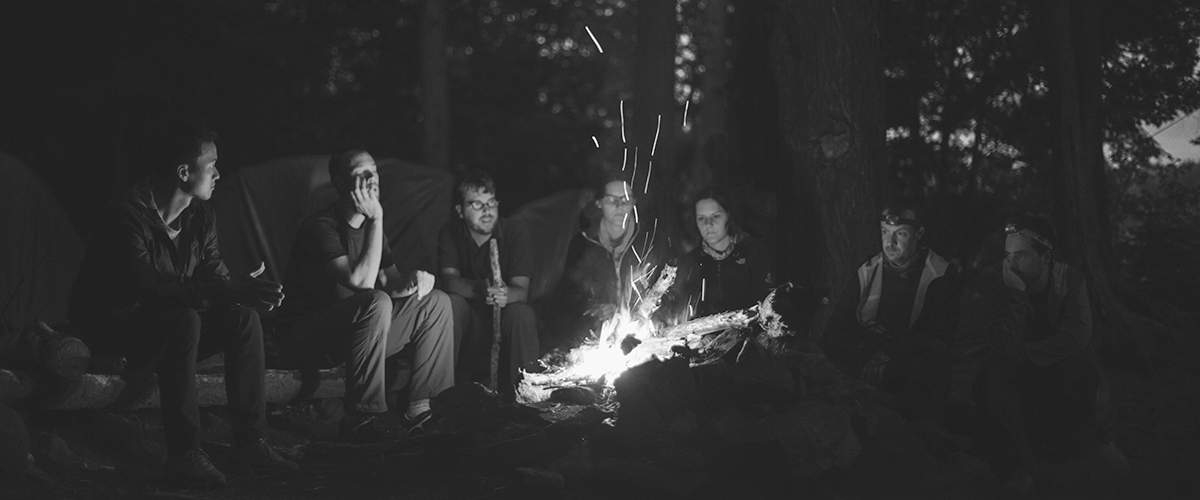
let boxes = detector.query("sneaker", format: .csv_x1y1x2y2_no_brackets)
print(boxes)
232,438,301,475
165,448,227,487
400,410,435,436
339,413,398,443
1000,470,1034,496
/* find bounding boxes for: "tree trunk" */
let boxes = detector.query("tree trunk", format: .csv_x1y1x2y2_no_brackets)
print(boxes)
631,0,679,249
1046,0,1195,366
769,0,885,338
419,0,449,170
690,0,731,190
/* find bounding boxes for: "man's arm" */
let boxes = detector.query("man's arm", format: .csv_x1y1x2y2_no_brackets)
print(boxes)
323,215,384,290
106,206,227,309
1023,277,1092,367
324,178,386,290
440,267,486,299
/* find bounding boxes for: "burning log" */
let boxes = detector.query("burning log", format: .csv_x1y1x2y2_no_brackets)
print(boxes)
635,264,676,321
656,308,755,341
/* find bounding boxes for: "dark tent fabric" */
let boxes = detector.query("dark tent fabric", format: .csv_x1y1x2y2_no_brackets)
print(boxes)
507,189,594,300
211,156,454,283
0,151,85,328
212,154,593,304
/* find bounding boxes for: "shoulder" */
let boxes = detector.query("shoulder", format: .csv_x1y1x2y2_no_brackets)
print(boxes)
1053,262,1088,293
298,205,342,235
500,218,530,242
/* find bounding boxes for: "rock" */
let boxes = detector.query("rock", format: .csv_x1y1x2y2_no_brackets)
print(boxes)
614,358,699,448
665,411,700,442
727,343,794,404
939,452,995,487
594,456,708,498
656,447,705,471
780,352,843,388
0,403,30,479
710,406,772,444
845,417,939,496
431,382,502,434
550,386,596,406
765,401,861,481
547,443,594,482
72,412,165,467
514,467,565,498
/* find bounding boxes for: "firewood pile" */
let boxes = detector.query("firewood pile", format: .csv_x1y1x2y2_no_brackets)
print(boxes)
420,284,969,496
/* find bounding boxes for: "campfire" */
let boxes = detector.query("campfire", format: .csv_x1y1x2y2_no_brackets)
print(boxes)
517,262,787,405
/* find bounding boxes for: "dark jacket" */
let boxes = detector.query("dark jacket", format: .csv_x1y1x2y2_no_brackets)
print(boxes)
982,262,1093,367
560,220,644,316
68,179,230,321
673,236,776,317
826,249,961,346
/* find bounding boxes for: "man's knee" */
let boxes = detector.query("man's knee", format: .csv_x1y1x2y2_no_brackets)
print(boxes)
163,307,204,338
424,289,452,314
502,303,537,329
354,290,394,325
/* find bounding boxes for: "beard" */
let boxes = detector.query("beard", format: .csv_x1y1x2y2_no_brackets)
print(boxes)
468,217,496,236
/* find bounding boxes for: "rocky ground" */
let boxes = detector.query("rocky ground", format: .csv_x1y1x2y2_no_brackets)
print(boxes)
1,357,1196,500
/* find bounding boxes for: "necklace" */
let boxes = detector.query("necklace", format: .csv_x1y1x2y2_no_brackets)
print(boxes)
702,235,736,261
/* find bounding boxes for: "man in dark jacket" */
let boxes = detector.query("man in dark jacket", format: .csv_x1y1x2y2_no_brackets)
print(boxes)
961,215,1100,494
822,203,960,422
69,123,297,486
437,171,539,390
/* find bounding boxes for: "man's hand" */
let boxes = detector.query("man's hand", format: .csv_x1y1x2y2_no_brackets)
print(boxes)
485,283,509,308
585,302,617,320
1003,265,1026,292
350,175,383,220
410,270,435,299
861,350,890,386
227,270,285,310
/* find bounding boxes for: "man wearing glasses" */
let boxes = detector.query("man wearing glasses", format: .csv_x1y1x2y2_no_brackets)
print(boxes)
437,171,539,393
966,214,1101,494
274,150,454,441
822,202,960,423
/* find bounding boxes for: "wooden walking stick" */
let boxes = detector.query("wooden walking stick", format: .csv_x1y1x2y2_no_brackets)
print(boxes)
488,239,503,392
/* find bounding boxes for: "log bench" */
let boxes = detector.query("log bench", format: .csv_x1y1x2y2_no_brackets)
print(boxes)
0,366,347,410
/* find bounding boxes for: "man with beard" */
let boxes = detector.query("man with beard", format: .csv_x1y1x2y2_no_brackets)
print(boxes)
822,202,960,423
437,171,539,392
69,122,298,485
275,150,454,441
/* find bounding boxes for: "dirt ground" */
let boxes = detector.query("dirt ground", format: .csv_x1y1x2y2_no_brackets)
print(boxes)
2,359,1197,500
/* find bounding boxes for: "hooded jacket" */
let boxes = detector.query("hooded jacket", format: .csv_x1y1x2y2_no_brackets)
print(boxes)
69,178,230,321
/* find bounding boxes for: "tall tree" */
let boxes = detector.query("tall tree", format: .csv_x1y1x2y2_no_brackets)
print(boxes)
1045,0,1197,365
420,0,449,169
631,0,680,243
769,0,886,336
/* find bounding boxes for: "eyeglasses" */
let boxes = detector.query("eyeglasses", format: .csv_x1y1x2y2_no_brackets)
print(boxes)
464,199,500,211
1004,223,1054,250
600,195,636,207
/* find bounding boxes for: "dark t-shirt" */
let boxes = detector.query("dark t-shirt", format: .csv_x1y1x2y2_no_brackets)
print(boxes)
876,255,925,334
437,219,533,283
276,204,394,324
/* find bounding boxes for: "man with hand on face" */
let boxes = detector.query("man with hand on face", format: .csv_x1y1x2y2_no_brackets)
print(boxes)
69,122,298,486
275,150,454,441
968,215,1100,494
437,171,539,391
822,202,960,423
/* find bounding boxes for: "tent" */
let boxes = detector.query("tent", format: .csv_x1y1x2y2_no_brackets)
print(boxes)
212,155,593,302
0,151,85,328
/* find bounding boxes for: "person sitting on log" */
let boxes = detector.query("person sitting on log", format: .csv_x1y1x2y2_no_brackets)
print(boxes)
821,202,960,423
962,215,1101,494
555,174,649,346
673,186,776,319
68,122,298,486
273,149,454,441
437,171,540,392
